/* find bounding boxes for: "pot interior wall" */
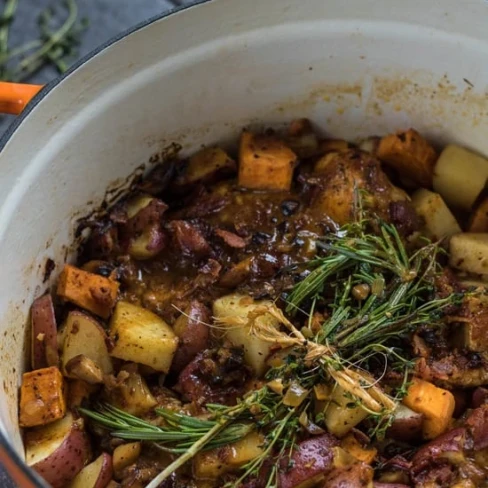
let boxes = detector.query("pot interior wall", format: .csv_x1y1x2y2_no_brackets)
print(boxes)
1,0,488,456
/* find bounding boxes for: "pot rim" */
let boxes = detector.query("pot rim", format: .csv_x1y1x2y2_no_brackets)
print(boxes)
0,1,210,486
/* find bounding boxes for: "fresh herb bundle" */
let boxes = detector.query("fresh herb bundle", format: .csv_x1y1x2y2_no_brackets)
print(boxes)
0,0,88,81
81,214,460,488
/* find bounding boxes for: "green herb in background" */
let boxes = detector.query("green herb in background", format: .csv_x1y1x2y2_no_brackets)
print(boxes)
0,0,88,81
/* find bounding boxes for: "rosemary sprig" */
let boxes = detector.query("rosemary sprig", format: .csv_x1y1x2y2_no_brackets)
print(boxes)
0,0,88,82
79,395,261,453
286,219,460,353
81,215,460,487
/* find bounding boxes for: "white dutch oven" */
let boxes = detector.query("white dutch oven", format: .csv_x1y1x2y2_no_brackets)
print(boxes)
1,0,488,484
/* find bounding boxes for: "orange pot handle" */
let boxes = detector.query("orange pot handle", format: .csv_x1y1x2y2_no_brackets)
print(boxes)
0,81,43,115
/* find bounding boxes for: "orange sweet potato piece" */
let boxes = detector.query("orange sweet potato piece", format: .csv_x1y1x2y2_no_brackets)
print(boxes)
468,196,488,232
19,366,66,427
403,378,455,440
238,131,297,191
57,264,119,319
377,129,437,188
340,434,377,464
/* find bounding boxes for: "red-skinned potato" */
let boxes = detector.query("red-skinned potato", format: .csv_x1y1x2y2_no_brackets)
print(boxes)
69,452,113,488
278,434,337,488
122,196,168,260
113,442,141,479
465,405,488,450
171,301,210,372
386,404,423,442
472,387,488,408
31,294,59,369
25,412,91,488
61,311,113,377
128,225,167,260
410,427,466,479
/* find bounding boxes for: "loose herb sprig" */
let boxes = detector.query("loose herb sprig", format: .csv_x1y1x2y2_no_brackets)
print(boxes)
79,402,254,452
0,0,88,81
81,214,460,487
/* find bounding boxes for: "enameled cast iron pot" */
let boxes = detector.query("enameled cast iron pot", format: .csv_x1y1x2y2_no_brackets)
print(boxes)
1,0,488,485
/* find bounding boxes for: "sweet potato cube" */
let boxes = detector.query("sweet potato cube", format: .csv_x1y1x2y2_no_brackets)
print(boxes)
238,131,297,191
403,378,455,439
341,434,377,464
19,366,66,427
57,264,119,319
377,129,437,188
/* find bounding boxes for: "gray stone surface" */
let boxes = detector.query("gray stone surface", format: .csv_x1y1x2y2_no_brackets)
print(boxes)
0,0,190,134
0,2,194,485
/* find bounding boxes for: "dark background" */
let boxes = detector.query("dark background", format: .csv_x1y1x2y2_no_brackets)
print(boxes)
0,1,192,484
0,0,191,134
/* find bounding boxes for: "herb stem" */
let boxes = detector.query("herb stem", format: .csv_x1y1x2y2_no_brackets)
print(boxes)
12,0,78,79
145,417,230,488
0,39,41,65
0,0,17,56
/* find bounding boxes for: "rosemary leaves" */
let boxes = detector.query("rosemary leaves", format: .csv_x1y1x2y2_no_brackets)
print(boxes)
80,216,460,487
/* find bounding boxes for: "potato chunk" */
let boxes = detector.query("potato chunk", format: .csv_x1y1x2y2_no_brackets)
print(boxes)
238,130,297,191
377,128,437,188
176,147,236,187
19,366,66,427
411,189,461,240
324,384,368,437
193,431,264,479
213,294,280,376
106,371,157,416
109,301,178,373
434,145,488,210
113,442,141,479
457,295,488,352
57,264,119,319
61,311,113,378
449,233,488,275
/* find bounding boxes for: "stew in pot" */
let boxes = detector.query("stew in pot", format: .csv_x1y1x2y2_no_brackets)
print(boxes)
18,119,488,488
